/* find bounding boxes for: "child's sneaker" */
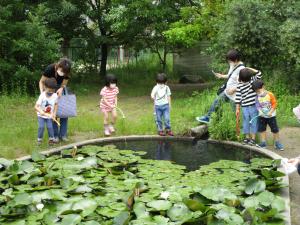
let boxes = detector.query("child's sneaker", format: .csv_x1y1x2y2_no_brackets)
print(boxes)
37,138,42,145
109,124,115,133
248,139,256,146
158,131,165,136
274,141,284,151
242,138,250,145
196,116,210,124
104,126,111,136
257,141,267,148
166,130,174,136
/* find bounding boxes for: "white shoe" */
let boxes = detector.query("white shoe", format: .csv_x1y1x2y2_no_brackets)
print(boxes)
104,126,111,136
109,124,115,133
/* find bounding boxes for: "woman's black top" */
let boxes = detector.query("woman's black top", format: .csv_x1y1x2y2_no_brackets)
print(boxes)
43,64,69,87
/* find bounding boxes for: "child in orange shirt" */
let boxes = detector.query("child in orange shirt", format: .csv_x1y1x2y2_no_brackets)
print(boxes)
252,80,284,150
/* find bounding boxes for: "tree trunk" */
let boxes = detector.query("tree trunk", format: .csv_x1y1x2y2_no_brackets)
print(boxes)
100,43,108,77
162,49,167,72
61,38,70,58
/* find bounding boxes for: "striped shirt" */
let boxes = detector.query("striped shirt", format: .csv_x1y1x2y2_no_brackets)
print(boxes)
235,71,262,107
100,86,119,109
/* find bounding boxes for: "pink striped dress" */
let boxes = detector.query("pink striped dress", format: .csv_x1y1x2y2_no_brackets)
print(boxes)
100,86,119,112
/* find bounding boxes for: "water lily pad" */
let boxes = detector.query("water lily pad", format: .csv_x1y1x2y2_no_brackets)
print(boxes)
146,200,172,211
245,178,266,195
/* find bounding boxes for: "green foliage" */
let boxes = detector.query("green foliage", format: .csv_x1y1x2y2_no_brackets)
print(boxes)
210,0,280,69
0,145,286,224
0,1,60,94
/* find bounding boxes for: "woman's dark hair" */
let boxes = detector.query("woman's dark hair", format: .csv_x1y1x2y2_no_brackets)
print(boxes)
105,73,117,87
57,58,72,74
252,80,264,91
226,49,241,62
156,73,167,84
44,78,57,89
239,68,255,82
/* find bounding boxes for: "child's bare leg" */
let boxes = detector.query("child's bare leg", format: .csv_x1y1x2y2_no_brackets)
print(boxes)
273,132,279,142
103,111,109,125
103,111,111,135
250,133,256,140
260,131,267,142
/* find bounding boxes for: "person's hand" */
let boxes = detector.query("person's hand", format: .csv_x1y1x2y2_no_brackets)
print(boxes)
214,73,223,79
226,87,236,95
51,113,56,120
288,158,300,166
267,111,273,117
56,88,64,97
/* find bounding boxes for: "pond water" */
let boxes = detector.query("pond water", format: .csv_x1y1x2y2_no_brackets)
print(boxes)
99,139,265,171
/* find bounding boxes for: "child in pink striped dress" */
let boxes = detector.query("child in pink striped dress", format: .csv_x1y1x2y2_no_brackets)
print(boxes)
100,74,119,136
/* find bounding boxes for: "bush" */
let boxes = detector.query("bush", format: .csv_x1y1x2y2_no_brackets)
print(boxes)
0,2,60,95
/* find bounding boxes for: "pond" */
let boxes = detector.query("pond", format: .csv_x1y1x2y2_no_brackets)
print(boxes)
0,138,286,225
101,139,264,171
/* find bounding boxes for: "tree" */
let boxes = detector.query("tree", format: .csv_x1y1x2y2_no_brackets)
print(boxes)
41,0,88,57
127,0,192,71
0,1,60,93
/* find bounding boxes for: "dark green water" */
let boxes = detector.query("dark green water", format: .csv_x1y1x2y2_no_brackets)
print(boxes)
100,140,264,171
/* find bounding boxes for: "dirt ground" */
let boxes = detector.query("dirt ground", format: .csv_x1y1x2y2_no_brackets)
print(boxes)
266,127,300,224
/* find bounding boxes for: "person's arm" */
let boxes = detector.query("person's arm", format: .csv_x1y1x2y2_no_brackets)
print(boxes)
247,68,262,81
39,75,47,93
267,92,277,117
35,104,46,117
114,96,118,108
51,103,58,119
57,79,69,97
168,96,171,108
214,73,228,79
151,86,157,100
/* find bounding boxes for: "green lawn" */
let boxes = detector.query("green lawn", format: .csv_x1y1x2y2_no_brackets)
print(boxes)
0,82,298,159
0,88,214,159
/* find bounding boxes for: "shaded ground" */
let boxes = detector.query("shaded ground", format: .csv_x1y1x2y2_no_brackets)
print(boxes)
265,127,300,224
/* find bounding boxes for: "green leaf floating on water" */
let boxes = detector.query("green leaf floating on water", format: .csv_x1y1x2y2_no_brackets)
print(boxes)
0,145,286,224
146,200,172,211
245,178,266,195
113,211,131,225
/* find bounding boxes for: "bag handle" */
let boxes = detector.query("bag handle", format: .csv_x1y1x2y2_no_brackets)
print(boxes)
63,87,68,96
228,63,244,79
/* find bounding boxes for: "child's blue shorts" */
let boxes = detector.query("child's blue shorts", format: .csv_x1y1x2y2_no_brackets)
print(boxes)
242,105,258,134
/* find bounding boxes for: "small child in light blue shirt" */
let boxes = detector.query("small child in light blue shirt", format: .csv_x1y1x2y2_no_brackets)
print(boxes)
151,73,173,136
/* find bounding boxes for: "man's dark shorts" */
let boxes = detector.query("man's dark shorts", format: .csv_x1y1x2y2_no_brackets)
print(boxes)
258,116,279,133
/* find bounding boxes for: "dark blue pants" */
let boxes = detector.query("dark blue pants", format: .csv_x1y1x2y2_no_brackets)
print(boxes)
53,118,68,139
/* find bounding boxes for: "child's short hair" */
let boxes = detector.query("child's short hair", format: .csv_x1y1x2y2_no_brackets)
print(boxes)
252,80,264,91
44,78,57,89
156,73,167,84
57,58,72,75
226,49,241,62
105,73,117,87
239,68,255,82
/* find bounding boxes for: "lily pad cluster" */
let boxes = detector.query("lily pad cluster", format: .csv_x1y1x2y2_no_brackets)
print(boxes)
0,145,286,225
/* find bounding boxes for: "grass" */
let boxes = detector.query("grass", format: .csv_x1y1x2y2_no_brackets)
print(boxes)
0,56,299,159
0,88,214,159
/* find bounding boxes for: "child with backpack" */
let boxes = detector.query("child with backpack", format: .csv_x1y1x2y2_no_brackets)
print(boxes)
151,73,174,136
252,80,284,150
